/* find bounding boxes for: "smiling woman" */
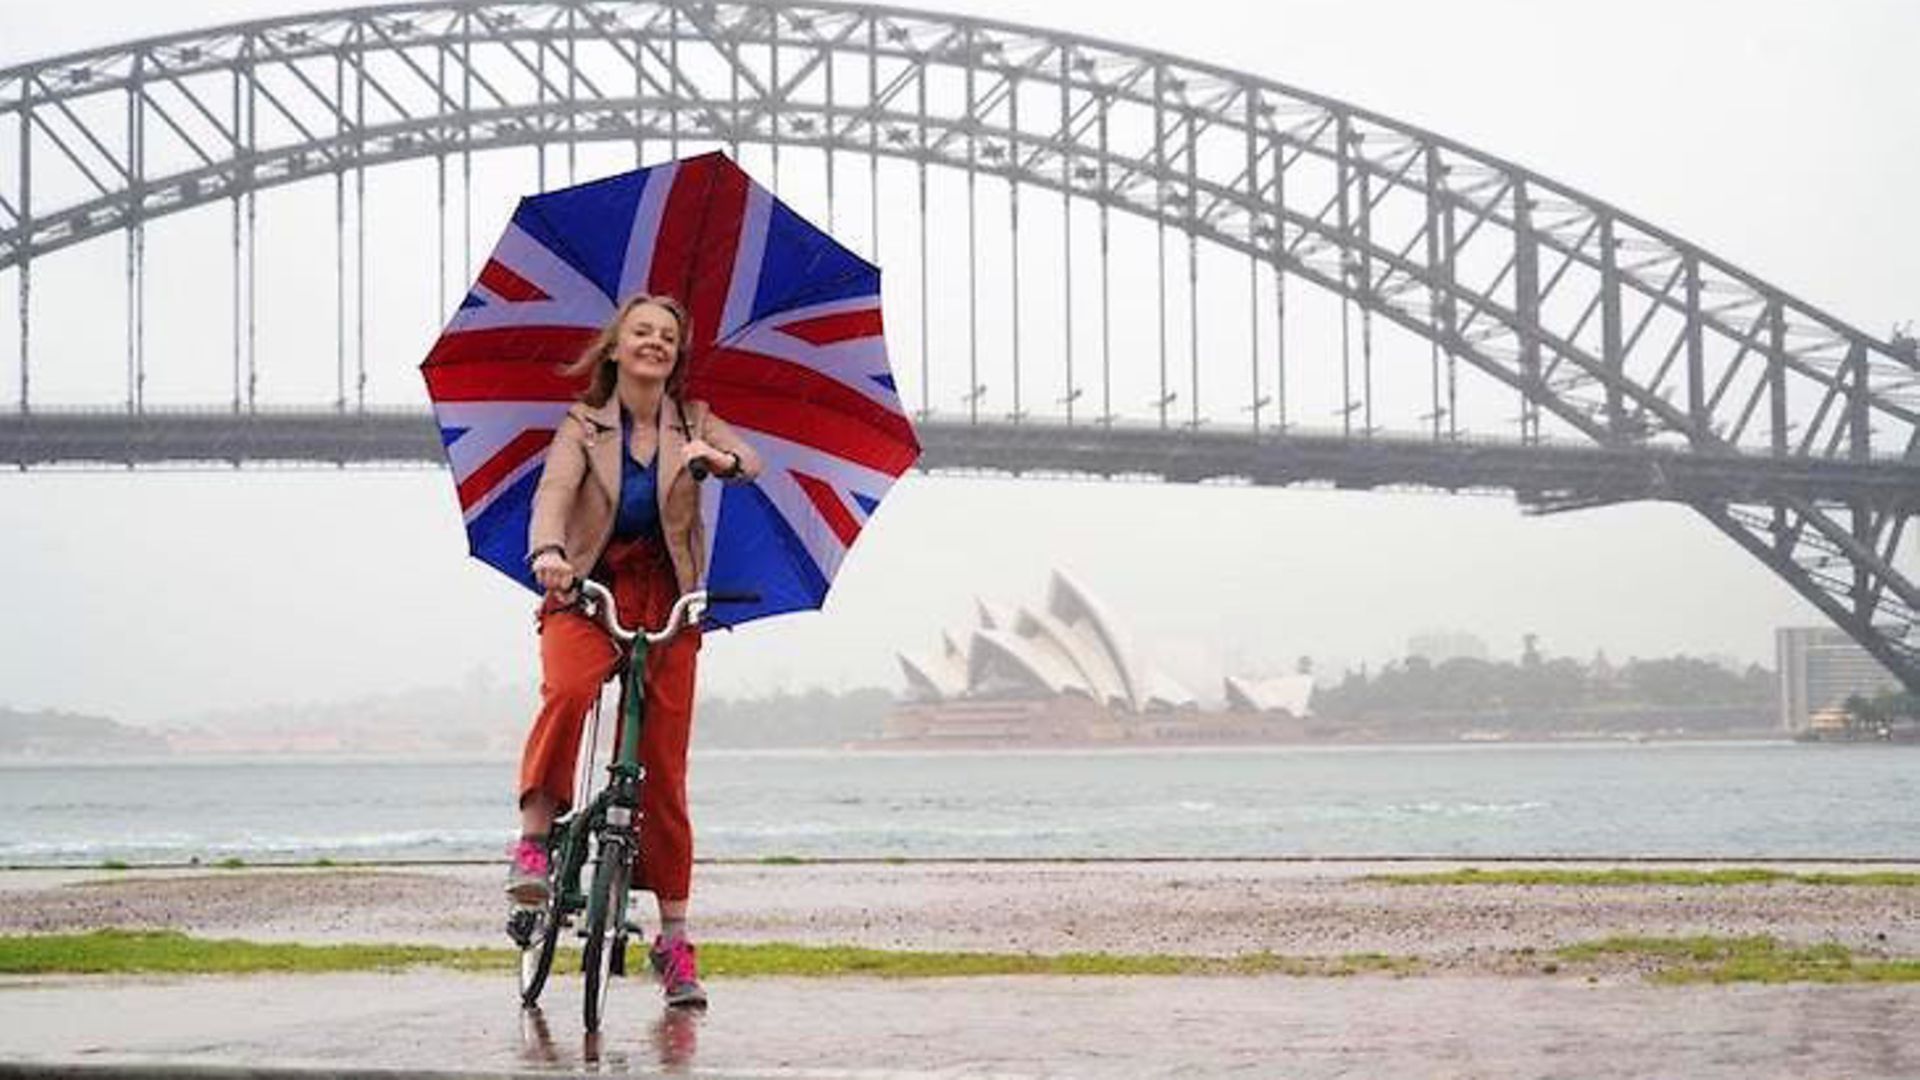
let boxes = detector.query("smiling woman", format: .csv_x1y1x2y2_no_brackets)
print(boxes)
507,290,762,1010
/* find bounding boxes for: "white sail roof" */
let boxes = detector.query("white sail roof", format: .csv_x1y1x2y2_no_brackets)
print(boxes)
1223,674,1315,716
967,628,1092,699
1138,666,1198,710
897,651,969,702
1014,606,1130,709
903,570,1215,714
896,630,972,703
975,598,1017,632
1044,570,1142,710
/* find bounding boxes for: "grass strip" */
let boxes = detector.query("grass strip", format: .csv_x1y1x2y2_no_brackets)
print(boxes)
0,930,510,975
0,930,1415,979
14,931,1910,984
700,943,1417,978
1365,867,1920,888
1555,935,1920,984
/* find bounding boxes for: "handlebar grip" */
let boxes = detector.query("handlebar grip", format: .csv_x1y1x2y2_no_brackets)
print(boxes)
706,590,761,605
688,458,710,481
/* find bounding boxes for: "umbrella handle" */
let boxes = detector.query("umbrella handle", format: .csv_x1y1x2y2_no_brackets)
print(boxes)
687,449,741,482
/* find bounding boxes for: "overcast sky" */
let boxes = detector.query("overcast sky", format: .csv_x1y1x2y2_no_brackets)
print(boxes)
2,0,1915,724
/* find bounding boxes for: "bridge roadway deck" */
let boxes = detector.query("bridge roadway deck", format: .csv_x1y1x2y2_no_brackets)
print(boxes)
4,408,1917,512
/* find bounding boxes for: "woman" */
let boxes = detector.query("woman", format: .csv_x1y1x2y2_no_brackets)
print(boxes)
508,292,762,1009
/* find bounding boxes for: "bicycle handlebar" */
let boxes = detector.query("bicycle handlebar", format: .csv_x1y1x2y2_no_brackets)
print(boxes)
576,581,760,645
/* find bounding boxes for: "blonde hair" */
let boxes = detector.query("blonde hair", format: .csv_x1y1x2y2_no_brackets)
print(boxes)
563,293,693,407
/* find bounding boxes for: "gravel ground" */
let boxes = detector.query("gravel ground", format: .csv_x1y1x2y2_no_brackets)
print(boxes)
2,859,1916,974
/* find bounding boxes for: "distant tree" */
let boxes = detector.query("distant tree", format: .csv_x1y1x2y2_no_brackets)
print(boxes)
1431,656,1502,710
1617,656,1758,706
1303,647,1776,721
1842,693,1883,732
1514,656,1588,710
1589,649,1615,685
1849,689,1920,728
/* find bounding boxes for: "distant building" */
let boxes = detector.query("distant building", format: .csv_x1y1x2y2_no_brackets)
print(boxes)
1406,630,1490,664
892,572,1335,745
897,570,1196,712
1776,627,1901,733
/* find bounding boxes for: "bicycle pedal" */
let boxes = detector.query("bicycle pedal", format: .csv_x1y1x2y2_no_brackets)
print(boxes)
504,910,537,948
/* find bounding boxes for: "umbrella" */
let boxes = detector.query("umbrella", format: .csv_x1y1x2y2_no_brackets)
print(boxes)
420,151,921,625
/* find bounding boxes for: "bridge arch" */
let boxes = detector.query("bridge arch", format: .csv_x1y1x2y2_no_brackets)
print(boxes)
1,0,1915,690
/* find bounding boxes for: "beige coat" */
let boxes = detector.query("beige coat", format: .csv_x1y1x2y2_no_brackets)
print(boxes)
528,394,763,594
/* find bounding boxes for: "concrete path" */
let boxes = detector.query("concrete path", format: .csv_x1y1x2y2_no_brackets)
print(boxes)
2,969,1916,1079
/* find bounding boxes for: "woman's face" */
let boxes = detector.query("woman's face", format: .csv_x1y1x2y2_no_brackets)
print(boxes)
612,301,681,386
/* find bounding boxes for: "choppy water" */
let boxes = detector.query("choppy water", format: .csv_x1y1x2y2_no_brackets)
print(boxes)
3,741,1916,865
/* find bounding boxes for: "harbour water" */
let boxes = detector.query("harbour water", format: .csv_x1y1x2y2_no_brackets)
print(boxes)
3,740,1915,865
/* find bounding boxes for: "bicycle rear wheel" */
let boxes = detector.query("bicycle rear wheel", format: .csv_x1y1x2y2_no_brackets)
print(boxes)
581,836,631,1033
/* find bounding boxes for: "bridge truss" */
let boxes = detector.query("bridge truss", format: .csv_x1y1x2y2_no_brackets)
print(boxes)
1,0,1916,688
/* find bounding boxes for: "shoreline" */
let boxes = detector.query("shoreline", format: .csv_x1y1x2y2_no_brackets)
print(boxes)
9,851,1920,874
0,733,1821,766
845,729,1798,751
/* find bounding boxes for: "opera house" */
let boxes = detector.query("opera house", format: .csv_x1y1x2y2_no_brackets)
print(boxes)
887,571,1318,745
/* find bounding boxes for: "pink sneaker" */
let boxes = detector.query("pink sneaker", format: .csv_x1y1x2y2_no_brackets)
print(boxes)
504,838,550,905
648,934,708,1008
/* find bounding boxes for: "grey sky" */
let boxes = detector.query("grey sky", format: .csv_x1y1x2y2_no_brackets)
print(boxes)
1,0,1915,723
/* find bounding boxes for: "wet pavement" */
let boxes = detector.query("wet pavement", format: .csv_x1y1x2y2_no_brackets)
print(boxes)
2,969,1917,1079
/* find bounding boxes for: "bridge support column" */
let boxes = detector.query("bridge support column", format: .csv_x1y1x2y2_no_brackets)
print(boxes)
16,79,29,414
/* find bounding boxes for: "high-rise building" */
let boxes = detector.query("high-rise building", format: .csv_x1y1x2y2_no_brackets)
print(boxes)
1406,630,1490,664
1775,627,1901,733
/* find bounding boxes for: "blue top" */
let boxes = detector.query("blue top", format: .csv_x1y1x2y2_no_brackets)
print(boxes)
612,412,661,541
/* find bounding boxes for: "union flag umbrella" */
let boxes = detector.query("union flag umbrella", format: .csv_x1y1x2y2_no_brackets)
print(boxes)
419,152,921,625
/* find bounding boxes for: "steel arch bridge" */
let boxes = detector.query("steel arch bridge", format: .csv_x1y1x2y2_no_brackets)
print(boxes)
1,0,1917,690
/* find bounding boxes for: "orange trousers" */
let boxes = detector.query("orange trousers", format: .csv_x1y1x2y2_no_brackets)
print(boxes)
518,536,700,900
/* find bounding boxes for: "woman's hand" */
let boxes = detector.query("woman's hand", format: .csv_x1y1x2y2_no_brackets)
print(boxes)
682,437,739,478
532,549,577,593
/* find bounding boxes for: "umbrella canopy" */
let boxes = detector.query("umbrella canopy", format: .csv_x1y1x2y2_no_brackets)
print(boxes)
420,151,920,625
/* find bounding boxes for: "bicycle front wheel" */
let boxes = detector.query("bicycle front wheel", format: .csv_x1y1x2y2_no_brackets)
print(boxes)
513,890,563,1007
512,830,567,1007
581,836,631,1033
